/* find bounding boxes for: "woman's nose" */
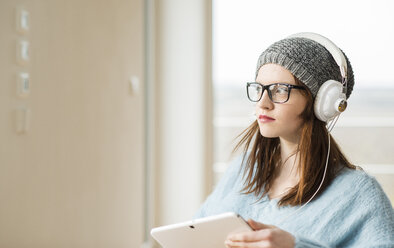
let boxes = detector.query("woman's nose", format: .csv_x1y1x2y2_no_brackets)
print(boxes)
256,90,273,109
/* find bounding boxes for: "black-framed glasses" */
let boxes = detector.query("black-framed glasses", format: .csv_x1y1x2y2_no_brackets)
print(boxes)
246,82,306,103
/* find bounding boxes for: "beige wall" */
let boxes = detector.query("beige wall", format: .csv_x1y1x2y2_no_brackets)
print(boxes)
0,0,145,247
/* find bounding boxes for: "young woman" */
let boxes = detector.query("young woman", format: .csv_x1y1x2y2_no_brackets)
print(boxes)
194,33,394,247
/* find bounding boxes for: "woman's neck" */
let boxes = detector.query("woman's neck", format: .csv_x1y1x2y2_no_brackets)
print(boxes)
267,138,301,199
277,138,301,181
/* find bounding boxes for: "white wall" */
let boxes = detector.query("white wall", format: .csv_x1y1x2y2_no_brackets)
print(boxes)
153,0,213,226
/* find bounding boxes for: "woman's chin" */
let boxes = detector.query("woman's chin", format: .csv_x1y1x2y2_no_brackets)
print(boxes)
259,129,279,138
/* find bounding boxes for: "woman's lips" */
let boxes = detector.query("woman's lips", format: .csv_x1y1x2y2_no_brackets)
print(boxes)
258,115,275,123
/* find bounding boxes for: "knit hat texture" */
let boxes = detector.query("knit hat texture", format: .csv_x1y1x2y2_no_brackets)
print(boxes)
256,37,354,99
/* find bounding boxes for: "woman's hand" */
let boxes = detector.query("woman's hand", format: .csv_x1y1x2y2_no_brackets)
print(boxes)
224,219,295,248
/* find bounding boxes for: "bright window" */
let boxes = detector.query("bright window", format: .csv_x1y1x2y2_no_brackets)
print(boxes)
212,0,394,202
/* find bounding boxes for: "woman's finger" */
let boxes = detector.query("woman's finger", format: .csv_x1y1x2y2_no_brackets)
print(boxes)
227,229,273,242
225,239,271,248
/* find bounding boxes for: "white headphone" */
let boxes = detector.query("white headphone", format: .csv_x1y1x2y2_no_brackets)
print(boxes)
276,33,349,223
288,32,348,122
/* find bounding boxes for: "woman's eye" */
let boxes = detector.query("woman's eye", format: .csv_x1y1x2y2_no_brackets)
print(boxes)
256,87,262,94
251,85,261,94
273,85,289,95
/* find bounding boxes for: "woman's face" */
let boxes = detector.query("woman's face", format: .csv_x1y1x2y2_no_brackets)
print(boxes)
255,64,308,143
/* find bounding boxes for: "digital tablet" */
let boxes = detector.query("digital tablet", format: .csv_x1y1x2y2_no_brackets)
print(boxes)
150,212,253,248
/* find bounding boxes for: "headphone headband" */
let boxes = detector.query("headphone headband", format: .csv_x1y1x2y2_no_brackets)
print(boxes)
287,32,347,80
286,32,349,122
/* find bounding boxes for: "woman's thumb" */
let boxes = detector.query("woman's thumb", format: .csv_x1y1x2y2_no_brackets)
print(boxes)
247,219,272,230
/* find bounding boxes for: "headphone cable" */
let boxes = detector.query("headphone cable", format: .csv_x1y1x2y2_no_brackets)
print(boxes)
277,131,331,225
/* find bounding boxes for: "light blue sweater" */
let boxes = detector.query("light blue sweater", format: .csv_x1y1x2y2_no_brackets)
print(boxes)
194,156,394,247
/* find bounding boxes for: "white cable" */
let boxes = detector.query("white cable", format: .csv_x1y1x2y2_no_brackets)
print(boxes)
327,115,340,132
327,119,334,131
278,131,331,225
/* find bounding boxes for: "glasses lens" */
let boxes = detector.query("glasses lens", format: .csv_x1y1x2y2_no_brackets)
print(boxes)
269,84,290,103
247,83,262,102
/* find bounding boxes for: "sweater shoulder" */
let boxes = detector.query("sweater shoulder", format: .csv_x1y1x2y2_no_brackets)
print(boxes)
335,166,378,188
332,166,393,208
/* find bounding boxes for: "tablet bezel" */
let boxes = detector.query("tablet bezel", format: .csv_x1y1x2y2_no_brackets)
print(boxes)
151,212,253,248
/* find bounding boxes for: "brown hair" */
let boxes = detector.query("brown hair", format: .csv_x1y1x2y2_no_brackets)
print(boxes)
233,77,356,207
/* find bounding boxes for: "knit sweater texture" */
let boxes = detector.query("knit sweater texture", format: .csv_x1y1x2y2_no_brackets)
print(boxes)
194,156,394,247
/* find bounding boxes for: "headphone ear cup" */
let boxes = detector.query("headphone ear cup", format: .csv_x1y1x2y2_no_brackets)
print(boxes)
314,80,347,122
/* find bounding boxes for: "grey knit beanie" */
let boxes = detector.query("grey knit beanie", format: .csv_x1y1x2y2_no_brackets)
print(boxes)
256,37,354,99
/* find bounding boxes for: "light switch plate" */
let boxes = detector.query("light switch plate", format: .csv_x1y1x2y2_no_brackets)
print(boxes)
129,76,140,95
16,6,29,33
16,39,30,65
17,72,30,97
